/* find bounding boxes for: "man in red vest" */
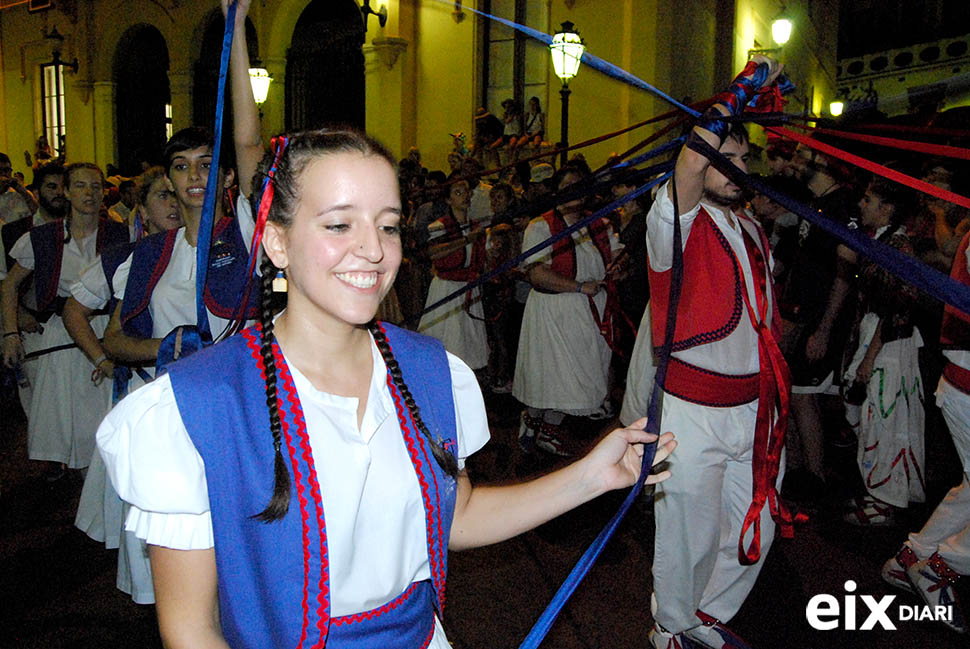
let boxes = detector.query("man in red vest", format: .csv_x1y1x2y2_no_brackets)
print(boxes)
880,231,970,634
646,56,791,649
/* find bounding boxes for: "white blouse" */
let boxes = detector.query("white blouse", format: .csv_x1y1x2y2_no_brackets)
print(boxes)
97,335,489,617
109,197,255,340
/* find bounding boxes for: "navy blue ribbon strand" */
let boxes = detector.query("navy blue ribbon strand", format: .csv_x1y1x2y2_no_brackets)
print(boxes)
195,1,237,344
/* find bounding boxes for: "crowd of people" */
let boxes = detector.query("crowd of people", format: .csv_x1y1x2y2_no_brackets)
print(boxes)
0,6,968,645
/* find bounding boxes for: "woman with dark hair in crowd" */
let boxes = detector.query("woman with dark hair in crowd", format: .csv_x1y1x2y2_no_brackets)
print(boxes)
96,126,675,648
418,179,490,370
2,163,129,478
842,178,925,526
513,162,622,455
67,165,183,605
522,96,546,151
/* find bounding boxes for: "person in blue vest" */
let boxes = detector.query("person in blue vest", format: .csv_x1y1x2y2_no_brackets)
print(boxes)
66,166,184,606
64,166,183,393
99,126,257,366
1,163,129,478
96,126,676,649
100,0,263,367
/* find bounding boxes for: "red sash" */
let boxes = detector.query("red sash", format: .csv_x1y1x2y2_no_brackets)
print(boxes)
433,210,486,282
541,210,612,279
541,210,629,353
943,362,970,395
732,217,799,565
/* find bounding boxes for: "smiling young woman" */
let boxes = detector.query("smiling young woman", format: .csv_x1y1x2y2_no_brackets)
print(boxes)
95,125,677,649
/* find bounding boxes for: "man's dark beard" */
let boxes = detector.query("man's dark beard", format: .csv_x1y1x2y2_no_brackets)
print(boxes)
702,186,740,208
39,195,67,218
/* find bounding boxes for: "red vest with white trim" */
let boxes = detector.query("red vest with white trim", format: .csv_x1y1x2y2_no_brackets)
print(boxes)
648,207,747,353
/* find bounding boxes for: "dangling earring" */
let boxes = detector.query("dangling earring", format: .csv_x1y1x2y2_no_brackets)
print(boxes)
272,269,288,293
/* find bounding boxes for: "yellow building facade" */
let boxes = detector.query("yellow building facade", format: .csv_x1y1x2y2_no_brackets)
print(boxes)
0,0,839,178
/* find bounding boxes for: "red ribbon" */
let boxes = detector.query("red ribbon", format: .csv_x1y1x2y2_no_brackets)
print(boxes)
793,124,970,161
767,126,970,210
848,123,970,139
730,219,797,565
586,278,637,359
246,135,289,279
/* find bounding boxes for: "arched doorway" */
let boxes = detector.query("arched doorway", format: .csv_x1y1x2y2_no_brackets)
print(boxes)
194,11,259,153
286,0,365,131
113,25,170,175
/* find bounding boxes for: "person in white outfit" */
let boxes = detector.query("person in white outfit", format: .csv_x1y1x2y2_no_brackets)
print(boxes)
2,163,129,477
881,229,970,634
840,179,925,526
418,180,489,370
513,162,621,456
95,121,676,647
646,57,791,649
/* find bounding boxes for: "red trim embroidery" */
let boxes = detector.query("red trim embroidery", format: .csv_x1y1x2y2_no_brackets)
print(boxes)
377,323,446,610
122,229,178,327
242,327,328,649
273,344,331,649
331,582,420,626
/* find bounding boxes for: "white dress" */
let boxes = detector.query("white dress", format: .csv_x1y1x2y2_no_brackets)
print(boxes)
70,253,154,603
74,196,254,604
98,336,489,647
418,217,489,370
10,223,119,468
512,216,618,413
844,313,925,508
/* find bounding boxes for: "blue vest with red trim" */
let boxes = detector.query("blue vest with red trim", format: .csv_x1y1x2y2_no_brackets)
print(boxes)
31,218,129,314
120,217,258,338
101,241,137,313
167,322,458,649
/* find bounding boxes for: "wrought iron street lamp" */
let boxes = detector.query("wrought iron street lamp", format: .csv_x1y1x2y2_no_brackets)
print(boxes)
550,21,585,168
248,67,272,106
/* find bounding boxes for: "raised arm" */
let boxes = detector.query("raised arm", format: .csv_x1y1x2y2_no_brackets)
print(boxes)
670,56,783,214
224,0,262,199
449,423,675,550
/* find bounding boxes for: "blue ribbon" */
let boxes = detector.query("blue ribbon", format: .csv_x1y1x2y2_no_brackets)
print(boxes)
686,136,970,316
419,164,673,319
449,2,700,118
195,1,237,344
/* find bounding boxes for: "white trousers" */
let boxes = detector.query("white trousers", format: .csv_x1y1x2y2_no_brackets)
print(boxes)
653,394,782,633
907,378,970,573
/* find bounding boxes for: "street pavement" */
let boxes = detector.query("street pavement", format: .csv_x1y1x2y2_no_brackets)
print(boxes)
1,389,967,648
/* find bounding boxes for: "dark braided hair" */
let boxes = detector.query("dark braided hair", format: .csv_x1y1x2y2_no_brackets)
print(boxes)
252,129,456,522
252,254,290,522
367,321,459,478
